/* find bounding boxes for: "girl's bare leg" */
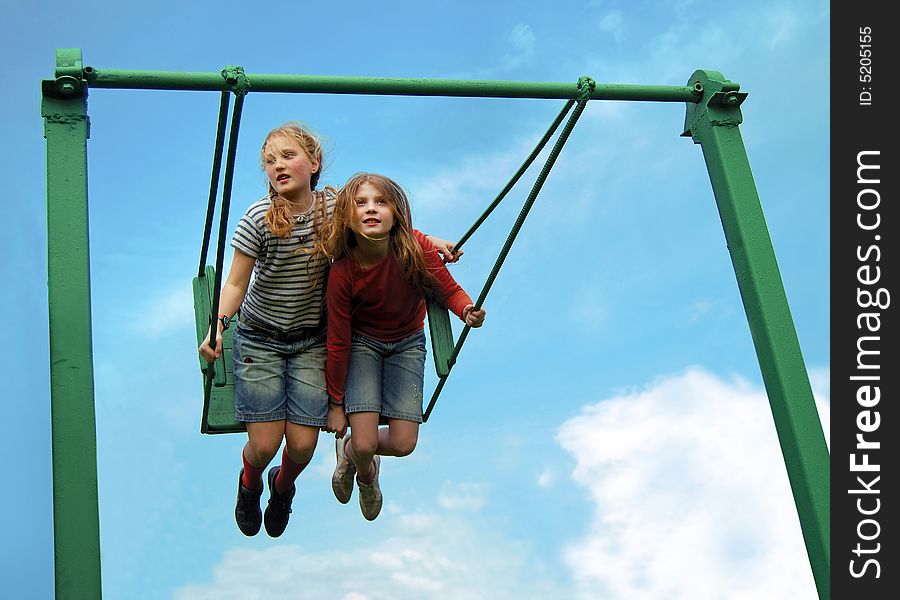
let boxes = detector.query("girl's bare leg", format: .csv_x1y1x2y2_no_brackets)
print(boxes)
345,412,380,478
283,422,319,465
344,414,420,480
377,419,419,457
244,421,287,467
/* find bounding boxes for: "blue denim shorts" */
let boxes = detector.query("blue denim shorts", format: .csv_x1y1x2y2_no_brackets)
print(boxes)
344,330,427,423
232,322,328,427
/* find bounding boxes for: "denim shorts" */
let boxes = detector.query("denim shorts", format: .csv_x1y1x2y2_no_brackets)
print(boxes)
232,322,329,427
344,330,427,423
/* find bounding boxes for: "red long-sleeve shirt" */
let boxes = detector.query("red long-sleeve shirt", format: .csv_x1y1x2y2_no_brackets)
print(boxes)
326,230,472,402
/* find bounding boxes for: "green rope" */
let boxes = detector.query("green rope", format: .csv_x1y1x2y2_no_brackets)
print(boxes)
221,65,251,96
206,66,250,356
453,98,575,253
197,92,232,278
453,78,594,254
207,91,246,354
423,76,594,422
200,68,250,422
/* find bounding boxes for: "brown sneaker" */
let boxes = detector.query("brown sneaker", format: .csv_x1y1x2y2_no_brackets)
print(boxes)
357,455,382,521
332,436,357,504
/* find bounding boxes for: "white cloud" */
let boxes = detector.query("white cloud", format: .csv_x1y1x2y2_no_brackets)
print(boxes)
502,24,536,71
556,367,828,599
566,285,610,331
408,136,540,216
537,467,555,488
688,299,713,323
598,11,626,43
807,366,831,449
175,509,566,600
764,8,799,48
132,284,195,338
437,481,488,510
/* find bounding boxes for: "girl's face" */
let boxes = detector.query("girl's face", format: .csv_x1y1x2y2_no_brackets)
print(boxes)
264,134,320,203
352,182,395,239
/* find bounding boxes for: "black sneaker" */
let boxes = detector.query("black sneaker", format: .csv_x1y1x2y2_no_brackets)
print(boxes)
235,469,263,536
263,466,296,538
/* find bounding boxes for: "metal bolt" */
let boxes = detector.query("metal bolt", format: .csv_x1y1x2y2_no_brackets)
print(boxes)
724,93,739,106
54,76,81,97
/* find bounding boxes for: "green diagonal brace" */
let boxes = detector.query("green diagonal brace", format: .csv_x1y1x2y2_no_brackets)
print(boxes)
683,70,830,600
42,48,103,599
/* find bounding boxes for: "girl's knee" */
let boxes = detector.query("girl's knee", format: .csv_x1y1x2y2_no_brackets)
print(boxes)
394,436,418,457
246,439,280,464
285,439,316,464
349,435,378,458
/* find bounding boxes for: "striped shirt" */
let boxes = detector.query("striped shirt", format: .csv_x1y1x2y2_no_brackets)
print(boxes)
231,190,334,331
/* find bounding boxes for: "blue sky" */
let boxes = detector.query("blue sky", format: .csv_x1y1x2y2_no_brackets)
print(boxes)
3,1,829,598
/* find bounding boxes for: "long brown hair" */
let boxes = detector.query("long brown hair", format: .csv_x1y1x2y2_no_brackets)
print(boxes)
319,173,439,297
259,123,330,239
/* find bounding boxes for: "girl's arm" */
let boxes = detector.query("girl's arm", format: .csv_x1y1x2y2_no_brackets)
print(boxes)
325,264,354,404
422,232,463,263
416,232,486,324
198,249,254,362
324,265,353,438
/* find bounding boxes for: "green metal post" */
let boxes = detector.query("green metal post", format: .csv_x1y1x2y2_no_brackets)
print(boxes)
683,70,830,599
42,48,102,599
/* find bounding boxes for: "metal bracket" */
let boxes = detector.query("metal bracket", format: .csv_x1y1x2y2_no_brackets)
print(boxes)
682,69,747,140
42,48,88,99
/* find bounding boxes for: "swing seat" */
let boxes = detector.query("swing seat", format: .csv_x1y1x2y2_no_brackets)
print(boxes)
192,265,245,434
426,297,454,378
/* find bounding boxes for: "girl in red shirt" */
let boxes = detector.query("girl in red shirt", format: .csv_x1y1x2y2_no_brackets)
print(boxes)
320,173,486,520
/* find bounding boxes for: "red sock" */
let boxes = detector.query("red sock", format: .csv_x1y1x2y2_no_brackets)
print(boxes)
275,447,309,494
241,452,264,492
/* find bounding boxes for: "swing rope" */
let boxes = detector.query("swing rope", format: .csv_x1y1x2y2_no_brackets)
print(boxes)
423,76,595,422
197,91,231,278
451,97,576,254
200,66,250,406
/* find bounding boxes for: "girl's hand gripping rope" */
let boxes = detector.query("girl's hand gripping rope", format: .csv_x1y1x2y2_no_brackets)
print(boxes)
462,304,486,328
198,320,227,362
427,235,464,264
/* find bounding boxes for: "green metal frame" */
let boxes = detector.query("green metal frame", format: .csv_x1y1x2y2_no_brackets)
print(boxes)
682,70,830,596
42,48,102,600
42,49,830,599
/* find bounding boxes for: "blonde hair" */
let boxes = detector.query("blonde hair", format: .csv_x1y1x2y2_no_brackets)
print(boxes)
260,122,329,238
319,173,439,297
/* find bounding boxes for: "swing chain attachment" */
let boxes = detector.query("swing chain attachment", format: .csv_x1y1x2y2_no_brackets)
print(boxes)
576,75,596,103
221,65,251,97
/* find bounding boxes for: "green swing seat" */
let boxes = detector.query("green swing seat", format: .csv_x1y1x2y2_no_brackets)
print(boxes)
193,265,457,434
193,265,244,434
426,296,454,378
